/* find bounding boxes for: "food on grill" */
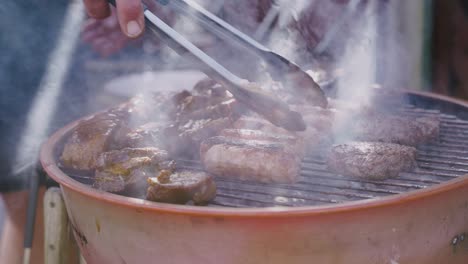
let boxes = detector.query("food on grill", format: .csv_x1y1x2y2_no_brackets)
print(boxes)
233,113,333,153
352,113,440,146
171,82,238,120
164,117,234,158
291,105,336,149
61,112,127,170
164,85,244,157
193,78,228,97
414,116,440,142
233,116,288,134
200,136,301,183
327,142,417,180
115,122,165,149
146,170,216,205
59,71,444,207
178,98,241,122
220,128,305,155
93,147,175,193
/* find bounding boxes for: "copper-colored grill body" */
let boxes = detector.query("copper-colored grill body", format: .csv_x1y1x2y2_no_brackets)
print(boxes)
40,91,468,264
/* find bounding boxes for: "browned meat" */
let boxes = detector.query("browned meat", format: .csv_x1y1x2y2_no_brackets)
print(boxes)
352,113,440,146
177,118,234,143
327,142,417,180
172,89,236,119
220,128,305,155
179,98,242,122
193,78,228,97
414,116,440,142
161,83,244,158
233,115,332,153
112,122,171,152
113,93,174,127
112,86,241,158
233,116,289,134
200,136,301,183
93,147,175,193
146,170,216,205
61,112,127,170
60,93,177,171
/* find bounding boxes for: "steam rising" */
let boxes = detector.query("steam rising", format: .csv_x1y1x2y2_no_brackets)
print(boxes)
335,0,378,106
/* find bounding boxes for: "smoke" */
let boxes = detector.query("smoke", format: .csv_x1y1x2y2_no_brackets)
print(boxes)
335,0,379,106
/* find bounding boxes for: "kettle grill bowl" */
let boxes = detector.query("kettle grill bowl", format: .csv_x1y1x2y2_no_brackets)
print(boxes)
40,90,468,264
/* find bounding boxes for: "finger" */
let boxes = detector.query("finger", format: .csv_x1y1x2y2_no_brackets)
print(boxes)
83,0,111,19
115,0,144,38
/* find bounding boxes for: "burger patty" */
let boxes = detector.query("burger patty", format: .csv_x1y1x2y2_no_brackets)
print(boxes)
352,113,440,146
327,142,417,180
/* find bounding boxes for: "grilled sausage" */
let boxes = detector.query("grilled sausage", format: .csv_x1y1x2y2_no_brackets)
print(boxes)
200,136,301,183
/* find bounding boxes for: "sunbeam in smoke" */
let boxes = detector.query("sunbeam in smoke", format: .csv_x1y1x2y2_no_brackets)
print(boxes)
13,0,84,174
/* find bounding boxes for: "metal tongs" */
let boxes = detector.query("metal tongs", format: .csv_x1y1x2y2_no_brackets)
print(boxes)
108,0,328,131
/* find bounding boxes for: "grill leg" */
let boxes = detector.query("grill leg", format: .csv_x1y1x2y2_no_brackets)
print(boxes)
44,187,82,264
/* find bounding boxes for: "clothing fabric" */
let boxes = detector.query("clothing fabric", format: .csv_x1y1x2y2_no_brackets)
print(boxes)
0,0,68,191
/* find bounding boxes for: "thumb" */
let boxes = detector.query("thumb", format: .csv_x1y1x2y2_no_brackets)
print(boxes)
115,0,145,38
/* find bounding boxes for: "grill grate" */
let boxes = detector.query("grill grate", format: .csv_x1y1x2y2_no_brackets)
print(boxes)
176,106,468,208
66,105,468,208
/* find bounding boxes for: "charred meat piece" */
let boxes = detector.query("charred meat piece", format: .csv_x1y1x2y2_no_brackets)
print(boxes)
327,142,417,180
233,116,290,134
234,115,332,153
61,92,178,171
93,147,175,193
112,93,173,127
179,98,242,122
146,170,216,205
200,136,301,183
193,78,228,97
352,113,439,146
114,122,166,149
165,117,234,158
177,118,234,143
220,128,305,155
172,87,235,120
61,112,126,170
414,116,440,142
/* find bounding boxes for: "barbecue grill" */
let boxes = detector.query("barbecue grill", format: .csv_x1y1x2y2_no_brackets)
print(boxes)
40,90,468,264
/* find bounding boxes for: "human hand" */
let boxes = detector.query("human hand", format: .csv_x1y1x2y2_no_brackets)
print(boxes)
83,0,144,38
82,7,135,57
